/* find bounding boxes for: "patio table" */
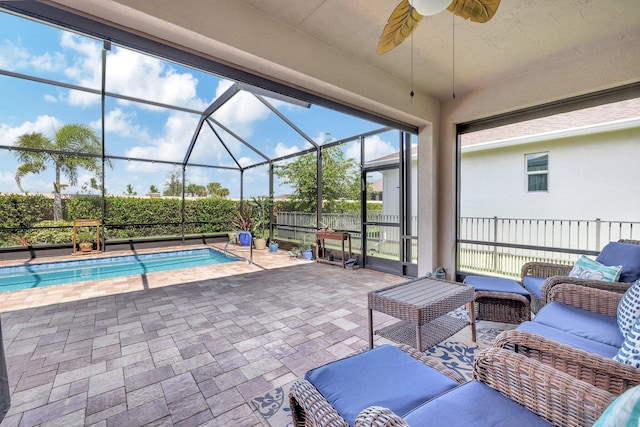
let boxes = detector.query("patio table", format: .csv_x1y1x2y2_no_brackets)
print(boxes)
368,277,476,351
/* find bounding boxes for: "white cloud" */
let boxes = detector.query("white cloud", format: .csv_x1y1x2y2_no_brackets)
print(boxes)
61,33,209,111
237,156,254,167
274,142,302,158
105,48,206,110
43,94,58,103
0,170,18,192
61,33,102,106
210,80,271,139
185,167,211,186
313,132,335,145
122,112,199,171
91,108,151,142
346,134,395,161
0,115,62,145
0,40,66,72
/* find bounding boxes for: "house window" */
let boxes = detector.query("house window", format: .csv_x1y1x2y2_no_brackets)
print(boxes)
526,152,548,192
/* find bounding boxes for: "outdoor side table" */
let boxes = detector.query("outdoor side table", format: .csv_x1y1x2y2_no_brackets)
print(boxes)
368,277,476,352
316,231,351,268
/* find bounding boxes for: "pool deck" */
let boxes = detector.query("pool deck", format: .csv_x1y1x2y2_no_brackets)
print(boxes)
0,244,406,426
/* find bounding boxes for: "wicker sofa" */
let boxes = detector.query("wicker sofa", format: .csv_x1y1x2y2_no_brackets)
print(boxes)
289,345,615,427
494,281,640,395
521,239,640,313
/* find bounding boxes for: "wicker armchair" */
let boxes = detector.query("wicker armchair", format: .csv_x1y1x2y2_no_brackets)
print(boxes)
493,283,640,395
521,239,640,313
353,347,615,427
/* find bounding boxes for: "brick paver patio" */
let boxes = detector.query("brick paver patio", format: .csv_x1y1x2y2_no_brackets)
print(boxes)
0,244,405,426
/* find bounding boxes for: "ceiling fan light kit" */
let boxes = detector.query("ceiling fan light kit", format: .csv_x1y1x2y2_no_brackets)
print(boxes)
377,0,501,54
410,0,451,16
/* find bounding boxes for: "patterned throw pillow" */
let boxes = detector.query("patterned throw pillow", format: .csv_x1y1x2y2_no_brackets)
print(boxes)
615,316,640,368
569,256,622,282
618,279,640,337
593,384,640,426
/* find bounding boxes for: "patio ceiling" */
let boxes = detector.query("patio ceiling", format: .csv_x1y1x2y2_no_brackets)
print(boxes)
28,0,640,104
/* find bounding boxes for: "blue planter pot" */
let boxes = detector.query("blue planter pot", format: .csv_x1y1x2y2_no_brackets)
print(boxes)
301,249,314,260
269,243,279,253
238,231,252,246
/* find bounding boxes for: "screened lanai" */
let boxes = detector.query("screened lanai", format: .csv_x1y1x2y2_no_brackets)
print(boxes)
0,7,419,275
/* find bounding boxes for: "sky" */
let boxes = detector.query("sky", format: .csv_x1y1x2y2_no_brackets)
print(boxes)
0,11,403,199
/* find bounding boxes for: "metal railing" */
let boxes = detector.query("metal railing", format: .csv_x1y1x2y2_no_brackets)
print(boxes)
458,216,640,278
274,212,418,261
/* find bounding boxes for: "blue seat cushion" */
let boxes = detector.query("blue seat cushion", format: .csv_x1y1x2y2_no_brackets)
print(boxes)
523,276,546,299
533,302,623,348
517,321,619,358
596,241,640,283
403,381,552,427
465,275,530,300
304,345,459,427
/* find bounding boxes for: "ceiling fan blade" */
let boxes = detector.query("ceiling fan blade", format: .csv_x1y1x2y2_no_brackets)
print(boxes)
377,0,423,55
447,0,501,23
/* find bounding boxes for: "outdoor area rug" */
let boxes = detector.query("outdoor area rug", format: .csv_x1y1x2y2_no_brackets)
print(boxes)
250,316,516,427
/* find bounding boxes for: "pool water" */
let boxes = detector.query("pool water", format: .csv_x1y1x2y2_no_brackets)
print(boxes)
0,248,238,292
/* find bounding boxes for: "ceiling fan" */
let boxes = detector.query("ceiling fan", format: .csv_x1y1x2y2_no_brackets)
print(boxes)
377,0,501,54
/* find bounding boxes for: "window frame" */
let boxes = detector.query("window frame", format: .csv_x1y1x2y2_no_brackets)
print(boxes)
525,152,549,192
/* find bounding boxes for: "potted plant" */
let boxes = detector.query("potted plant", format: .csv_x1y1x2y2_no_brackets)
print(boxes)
77,230,95,253
233,208,253,246
300,236,315,260
248,195,273,250
269,239,279,253
289,246,300,258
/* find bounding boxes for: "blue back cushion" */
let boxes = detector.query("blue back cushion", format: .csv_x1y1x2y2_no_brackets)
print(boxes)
596,242,640,283
305,345,459,427
533,302,623,348
404,381,552,427
465,276,530,299
523,276,546,299
516,321,619,358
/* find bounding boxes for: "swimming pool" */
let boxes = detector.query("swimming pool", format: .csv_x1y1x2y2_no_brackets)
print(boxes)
0,248,239,292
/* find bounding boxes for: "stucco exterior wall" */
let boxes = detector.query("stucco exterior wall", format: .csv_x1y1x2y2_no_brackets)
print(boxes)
460,127,640,222
379,159,419,219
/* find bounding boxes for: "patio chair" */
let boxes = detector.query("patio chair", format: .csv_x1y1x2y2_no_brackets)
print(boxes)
521,239,640,313
493,281,640,395
290,345,615,427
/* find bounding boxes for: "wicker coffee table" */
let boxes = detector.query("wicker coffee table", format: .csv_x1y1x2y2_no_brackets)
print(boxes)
368,277,476,352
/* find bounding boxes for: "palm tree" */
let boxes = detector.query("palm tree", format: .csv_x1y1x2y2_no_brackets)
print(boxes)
14,123,107,222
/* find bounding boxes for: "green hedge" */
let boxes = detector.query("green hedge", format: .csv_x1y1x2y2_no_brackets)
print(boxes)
0,194,241,246
0,194,369,247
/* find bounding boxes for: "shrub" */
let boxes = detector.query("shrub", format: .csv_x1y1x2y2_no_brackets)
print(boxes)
27,220,74,244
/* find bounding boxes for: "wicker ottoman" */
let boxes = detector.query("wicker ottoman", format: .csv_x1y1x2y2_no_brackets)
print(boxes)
464,276,531,324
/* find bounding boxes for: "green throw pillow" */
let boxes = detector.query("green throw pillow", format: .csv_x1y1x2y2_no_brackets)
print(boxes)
594,385,640,426
569,255,622,282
